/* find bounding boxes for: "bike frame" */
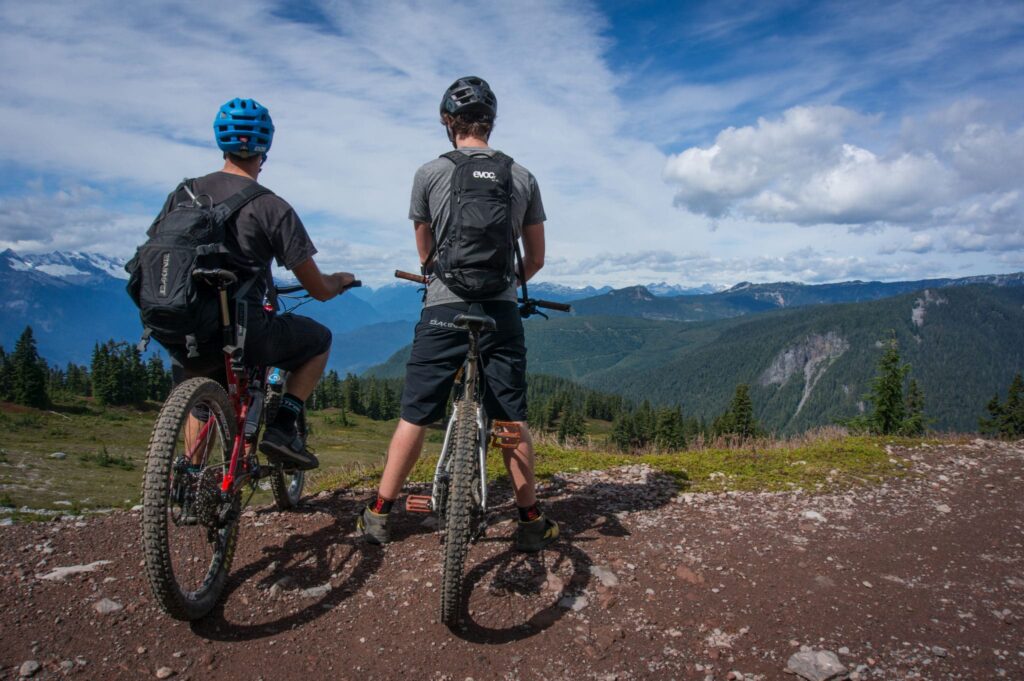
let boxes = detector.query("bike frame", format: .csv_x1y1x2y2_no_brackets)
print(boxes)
429,327,492,516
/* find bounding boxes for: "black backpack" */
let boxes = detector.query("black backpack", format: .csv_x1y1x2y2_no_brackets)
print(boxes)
125,179,270,356
432,151,520,299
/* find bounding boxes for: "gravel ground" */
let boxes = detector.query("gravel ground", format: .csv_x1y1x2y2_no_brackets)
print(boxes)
0,439,1021,680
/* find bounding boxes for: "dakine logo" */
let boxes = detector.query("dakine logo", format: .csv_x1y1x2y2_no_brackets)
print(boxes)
429,318,461,330
472,170,497,181
158,252,171,297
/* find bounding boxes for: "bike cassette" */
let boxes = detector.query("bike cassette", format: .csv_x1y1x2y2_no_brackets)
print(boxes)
406,494,433,514
490,420,522,448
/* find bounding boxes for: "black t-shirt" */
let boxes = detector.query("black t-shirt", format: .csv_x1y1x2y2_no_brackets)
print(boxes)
150,171,317,302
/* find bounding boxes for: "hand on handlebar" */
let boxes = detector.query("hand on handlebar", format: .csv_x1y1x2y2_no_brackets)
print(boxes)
330,272,357,296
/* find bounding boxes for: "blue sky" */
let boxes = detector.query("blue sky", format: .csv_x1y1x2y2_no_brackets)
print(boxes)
1,0,1022,287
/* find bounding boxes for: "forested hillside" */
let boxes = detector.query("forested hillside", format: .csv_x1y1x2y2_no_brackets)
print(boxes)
370,285,1024,433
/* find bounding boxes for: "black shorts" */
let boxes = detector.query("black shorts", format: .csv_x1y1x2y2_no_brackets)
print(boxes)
400,302,527,425
168,309,332,386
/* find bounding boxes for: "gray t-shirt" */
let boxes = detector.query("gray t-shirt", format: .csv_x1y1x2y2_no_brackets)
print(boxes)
408,147,546,307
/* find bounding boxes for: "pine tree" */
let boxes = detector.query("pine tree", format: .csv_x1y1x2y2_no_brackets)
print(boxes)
655,407,686,452
982,373,1024,439
11,326,48,408
342,373,363,415
146,354,171,401
901,378,925,436
868,335,908,435
557,404,586,445
729,384,757,439
610,411,635,452
0,346,11,401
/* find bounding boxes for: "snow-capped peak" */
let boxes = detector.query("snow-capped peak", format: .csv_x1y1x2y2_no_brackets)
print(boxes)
3,250,128,282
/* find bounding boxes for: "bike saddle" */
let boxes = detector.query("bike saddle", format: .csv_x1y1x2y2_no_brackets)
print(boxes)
192,268,238,287
454,304,496,331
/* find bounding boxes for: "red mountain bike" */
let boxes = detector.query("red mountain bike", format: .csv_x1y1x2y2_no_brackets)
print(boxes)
141,268,359,620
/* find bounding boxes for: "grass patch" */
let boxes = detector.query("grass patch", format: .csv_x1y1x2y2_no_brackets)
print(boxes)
79,447,135,471
311,432,908,495
0,492,14,507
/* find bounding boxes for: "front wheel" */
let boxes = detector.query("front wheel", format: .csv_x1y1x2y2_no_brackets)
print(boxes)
439,398,482,628
141,378,240,621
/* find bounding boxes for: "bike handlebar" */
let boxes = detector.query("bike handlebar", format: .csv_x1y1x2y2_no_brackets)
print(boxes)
275,280,362,296
393,269,572,313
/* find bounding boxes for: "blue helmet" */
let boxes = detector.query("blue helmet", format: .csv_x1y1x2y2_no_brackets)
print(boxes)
213,98,274,157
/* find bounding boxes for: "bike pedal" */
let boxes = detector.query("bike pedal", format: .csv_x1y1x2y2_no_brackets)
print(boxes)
490,420,521,448
406,494,433,514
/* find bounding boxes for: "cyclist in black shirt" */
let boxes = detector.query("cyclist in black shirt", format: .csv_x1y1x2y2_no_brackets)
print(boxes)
158,98,355,471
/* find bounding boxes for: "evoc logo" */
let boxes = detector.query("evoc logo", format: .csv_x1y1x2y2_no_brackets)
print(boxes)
158,252,171,297
472,170,497,181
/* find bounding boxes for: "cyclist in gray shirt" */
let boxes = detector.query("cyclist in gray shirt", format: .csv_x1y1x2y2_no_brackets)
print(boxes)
358,77,559,553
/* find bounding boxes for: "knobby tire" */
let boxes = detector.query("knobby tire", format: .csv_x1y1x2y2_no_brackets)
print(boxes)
141,378,240,621
439,398,481,628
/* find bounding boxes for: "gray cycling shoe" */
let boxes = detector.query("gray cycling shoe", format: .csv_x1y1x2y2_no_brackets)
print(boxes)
259,426,319,471
356,506,391,545
515,515,560,553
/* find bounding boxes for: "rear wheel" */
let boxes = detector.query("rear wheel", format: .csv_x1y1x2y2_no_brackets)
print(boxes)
265,387,306,511
439,398,482,628
141,378,240,621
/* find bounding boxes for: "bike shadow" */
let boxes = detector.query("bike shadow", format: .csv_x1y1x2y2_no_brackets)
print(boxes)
452,468,679,644
190,493,381,642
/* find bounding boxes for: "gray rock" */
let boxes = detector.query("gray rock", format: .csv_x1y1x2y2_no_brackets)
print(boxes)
59,660,74,672
935,503,951,514
786,649,847,681
931,645,948,657
589,564,619,587
19,660,41,678
39,560,111,581
155,667,175,679
93,597,123,615
801,510,827,522
50,452,67,460
300,583,332,599
558,595,589,611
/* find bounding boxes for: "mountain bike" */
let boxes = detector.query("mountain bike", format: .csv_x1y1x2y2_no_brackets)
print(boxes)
393,269,570,627
141,269,359,621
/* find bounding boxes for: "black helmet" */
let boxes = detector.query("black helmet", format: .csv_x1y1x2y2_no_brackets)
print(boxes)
440,76,497,117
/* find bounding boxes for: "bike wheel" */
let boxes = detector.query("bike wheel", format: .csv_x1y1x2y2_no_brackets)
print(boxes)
141,377,240,621
267,387,306,510
440,398,482,628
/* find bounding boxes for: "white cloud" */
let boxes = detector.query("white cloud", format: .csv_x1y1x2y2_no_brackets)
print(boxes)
664,102,1024,255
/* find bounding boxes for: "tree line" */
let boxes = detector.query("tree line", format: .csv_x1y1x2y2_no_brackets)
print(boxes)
1,326,172,408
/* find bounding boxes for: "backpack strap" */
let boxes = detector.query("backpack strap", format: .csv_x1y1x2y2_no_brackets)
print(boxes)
213,183,273,223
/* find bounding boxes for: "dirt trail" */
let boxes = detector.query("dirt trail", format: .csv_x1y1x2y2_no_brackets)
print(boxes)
1,440,1022,680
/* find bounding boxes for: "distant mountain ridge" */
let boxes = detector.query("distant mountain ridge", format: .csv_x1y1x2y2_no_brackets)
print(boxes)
370,284,1024,433
3,248,1023,390
572,273,1024,321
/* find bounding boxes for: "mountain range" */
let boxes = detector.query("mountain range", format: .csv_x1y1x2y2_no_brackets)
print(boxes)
4,248,1024,432
370,284,1024,433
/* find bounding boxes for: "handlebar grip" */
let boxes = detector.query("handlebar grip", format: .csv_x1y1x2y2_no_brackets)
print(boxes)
395,269,428,284
533,299,572,312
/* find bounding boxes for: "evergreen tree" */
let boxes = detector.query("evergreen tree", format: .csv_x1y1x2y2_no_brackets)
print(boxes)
712,384,760,440
610,411,635,452
867,335,908,435
11,326,48,408
901,378,925,436
0,346,11,401
145,354,171,401
557,404,586,445
381,382,398,420
342,373,363,415
655,406,686,451
365,380,382,420
981,373,1024,439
